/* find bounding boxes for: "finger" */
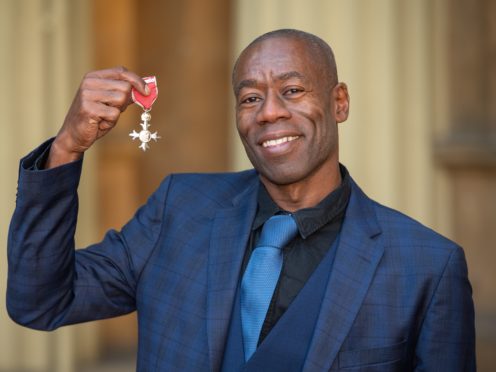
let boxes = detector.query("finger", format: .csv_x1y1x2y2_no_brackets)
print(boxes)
85,66,131,80
120,70,150,96
81,77,132,94
80,88,129,110
95,103,121,124
81,79,134,109
98,120,115,131
86,66,149,96
85,101,121,125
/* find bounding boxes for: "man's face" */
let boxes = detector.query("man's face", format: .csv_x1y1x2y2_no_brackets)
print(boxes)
233,37,348,188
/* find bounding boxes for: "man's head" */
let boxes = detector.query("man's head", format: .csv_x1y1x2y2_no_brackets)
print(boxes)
232,29,339,93
232,29,350,193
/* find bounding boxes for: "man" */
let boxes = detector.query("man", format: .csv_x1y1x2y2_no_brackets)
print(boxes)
7,29,475,371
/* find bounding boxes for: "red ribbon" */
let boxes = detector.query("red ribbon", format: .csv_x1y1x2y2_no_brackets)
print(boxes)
132,76,158,111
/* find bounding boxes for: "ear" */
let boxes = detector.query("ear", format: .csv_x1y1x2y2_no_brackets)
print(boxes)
333,83,350,123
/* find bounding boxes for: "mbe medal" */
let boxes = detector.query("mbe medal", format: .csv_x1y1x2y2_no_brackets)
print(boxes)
130,76,160,151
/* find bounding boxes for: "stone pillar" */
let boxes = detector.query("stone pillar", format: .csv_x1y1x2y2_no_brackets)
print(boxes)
434,0,496,369
0,0,95,371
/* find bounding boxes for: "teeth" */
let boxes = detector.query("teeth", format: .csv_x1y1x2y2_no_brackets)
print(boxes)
262,136,299,148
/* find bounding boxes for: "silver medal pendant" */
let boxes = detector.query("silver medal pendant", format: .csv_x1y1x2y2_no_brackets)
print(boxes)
130,76,159,151
129,111,160,151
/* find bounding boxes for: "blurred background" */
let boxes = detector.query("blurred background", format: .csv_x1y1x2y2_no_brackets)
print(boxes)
1,0,495,371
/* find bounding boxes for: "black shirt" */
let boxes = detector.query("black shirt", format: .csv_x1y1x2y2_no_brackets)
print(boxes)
241,165,351,344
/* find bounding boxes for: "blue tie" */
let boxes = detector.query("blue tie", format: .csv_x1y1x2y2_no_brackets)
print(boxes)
240,214,298,360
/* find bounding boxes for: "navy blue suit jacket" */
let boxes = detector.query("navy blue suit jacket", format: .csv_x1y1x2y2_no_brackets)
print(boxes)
7,143,475,371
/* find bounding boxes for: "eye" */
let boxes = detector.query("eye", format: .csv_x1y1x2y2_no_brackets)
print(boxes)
284,87,304,96
240,96,261,105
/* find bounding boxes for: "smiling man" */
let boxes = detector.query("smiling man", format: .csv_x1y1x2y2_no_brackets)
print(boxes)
234,32,348,211
8,29,475,371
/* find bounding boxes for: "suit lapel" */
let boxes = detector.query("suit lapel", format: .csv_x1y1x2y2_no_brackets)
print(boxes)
207,178,258,372
303,179,384,371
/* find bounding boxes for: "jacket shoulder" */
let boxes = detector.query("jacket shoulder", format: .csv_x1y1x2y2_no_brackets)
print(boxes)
160,169,258,209
371,199,459,251
348,177,458,251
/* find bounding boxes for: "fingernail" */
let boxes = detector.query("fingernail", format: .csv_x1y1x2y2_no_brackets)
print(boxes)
145,84,150,95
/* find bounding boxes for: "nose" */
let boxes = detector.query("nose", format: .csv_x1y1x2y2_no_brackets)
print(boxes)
256,92,291,124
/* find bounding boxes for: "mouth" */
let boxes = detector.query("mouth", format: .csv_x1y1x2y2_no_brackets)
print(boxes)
262,136,300,148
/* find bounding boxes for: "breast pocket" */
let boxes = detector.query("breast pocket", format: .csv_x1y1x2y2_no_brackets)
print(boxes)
337,340,407,370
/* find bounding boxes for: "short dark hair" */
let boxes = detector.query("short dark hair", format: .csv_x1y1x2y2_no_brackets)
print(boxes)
232,29,338,89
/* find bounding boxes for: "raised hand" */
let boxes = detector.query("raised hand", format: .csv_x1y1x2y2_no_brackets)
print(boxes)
46,66,149,168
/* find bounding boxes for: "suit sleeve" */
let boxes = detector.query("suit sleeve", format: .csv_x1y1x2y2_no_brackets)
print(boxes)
7,140,171,330
414,245,476,371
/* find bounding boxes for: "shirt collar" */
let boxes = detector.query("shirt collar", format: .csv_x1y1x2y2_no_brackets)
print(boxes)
253,164,351,239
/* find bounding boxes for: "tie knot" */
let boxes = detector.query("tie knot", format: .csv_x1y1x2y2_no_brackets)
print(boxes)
257,214,298,249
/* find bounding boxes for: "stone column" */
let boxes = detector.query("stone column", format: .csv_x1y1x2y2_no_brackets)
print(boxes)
0,0,96,371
